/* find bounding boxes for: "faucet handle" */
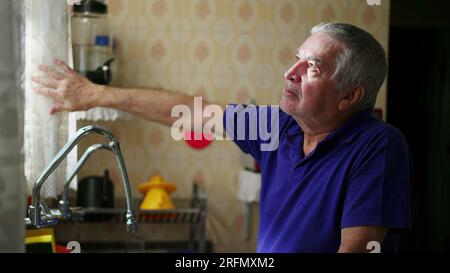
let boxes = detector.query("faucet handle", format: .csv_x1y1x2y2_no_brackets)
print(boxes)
40,200,49,213
27,203,58,228
58,199,72,220
40,202,59,227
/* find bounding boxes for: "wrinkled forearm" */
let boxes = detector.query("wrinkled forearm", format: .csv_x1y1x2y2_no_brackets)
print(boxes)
94,85,194,127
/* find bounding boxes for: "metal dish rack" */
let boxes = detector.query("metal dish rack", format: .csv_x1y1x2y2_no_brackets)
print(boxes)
63,184,207,252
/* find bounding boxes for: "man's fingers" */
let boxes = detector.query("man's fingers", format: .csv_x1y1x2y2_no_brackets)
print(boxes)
54,59,75,75
31,76,59,89
49,104,60,115
38,65,65,80
33,87,62,100
50,102,68,115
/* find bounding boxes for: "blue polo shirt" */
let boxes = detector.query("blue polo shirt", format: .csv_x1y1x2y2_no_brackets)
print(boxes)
224,105,411,253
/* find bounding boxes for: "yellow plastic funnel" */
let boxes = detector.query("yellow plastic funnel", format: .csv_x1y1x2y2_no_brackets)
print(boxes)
138,174,176,210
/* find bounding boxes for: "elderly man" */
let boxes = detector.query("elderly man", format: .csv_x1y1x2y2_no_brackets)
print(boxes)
32,23,411,253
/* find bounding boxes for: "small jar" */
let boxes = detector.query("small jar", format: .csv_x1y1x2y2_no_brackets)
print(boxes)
90,35,112,69
86,35,114,85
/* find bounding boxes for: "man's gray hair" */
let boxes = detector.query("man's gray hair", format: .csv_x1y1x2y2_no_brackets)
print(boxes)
311,22,387,111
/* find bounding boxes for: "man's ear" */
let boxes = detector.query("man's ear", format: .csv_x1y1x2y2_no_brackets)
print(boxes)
338,85,365,111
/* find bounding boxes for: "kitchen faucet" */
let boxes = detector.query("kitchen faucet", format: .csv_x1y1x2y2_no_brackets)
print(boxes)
59,143,114,220
25,125,137,232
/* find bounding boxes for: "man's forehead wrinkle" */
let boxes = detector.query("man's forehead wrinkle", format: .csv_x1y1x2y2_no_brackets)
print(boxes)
296,36,344,70
299,34,344,54
297,48,322,64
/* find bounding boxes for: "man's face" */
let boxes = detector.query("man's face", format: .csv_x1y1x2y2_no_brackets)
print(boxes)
280,33,344,125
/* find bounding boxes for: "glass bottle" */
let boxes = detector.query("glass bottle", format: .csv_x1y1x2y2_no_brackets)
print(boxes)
71,0,112,84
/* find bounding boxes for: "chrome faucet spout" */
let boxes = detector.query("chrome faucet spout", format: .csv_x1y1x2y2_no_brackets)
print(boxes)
26,125,137,232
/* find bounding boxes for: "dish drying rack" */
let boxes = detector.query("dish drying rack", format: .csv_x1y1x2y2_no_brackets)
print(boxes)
61,184,207,252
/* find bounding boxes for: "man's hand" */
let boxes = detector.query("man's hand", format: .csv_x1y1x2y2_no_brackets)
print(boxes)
32,59,100,115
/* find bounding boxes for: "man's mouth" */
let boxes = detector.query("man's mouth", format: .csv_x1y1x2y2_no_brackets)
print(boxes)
283,88,299,98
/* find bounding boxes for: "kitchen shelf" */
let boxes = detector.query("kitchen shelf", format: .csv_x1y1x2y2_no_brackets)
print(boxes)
69,203,205,224
58,184,207,252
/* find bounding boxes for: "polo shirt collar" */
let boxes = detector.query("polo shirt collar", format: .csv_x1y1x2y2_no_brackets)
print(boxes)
324,110,375,146
285,110,375,147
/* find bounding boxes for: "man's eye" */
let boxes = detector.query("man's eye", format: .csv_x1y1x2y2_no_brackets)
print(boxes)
308,62,315,68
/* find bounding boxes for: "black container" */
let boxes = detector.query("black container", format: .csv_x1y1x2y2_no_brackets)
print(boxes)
77,169,114,208
85,58,114,85
73,0,108,14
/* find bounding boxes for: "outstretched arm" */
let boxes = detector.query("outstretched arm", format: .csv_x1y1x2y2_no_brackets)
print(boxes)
32,59,225,129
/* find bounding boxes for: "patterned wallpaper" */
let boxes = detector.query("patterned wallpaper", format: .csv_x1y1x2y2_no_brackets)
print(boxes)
75,0,391,252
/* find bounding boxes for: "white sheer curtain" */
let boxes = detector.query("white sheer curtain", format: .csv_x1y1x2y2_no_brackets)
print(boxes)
24,0,77,198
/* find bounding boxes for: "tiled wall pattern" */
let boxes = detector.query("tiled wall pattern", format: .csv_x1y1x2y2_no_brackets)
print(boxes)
76,0,391,252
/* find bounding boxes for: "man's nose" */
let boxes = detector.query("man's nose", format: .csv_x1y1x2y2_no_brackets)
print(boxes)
284,61,305,83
